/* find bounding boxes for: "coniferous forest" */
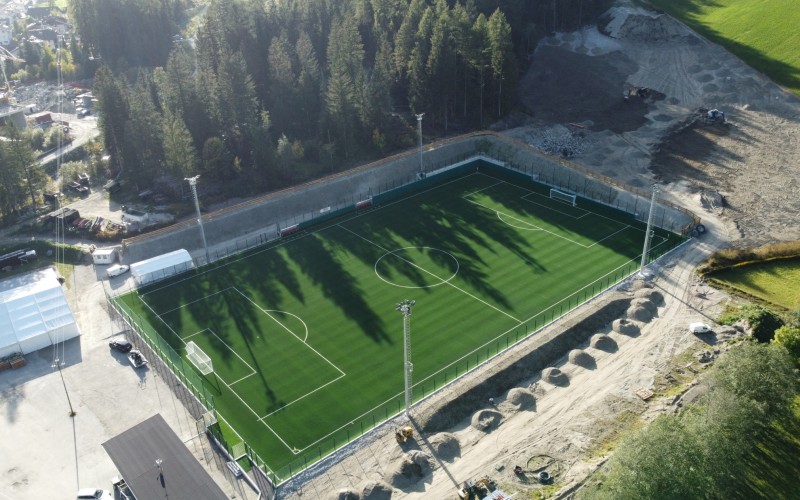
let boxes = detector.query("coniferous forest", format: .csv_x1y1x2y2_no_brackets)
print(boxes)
70,0,611,195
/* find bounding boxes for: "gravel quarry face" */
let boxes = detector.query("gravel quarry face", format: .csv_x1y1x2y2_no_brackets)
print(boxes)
281,2,800,498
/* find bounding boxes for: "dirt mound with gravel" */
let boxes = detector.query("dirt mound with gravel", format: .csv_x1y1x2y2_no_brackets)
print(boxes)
471,409,503,432
385,451,434,489
634,288,664,305
612,318,641,336
627,303,653,322
506,387,536,411
334,488,360,500
568,349,597,369
590,333,618,351
541,367,569,386
630,297,658,315
360,481,393,500
427,432,461,461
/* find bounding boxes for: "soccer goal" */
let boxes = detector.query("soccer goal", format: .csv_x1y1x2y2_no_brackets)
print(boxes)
549,188,577,206
186,341,214,375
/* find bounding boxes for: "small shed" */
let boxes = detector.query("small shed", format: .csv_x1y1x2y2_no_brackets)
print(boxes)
130,249,194,286
91,247,118,265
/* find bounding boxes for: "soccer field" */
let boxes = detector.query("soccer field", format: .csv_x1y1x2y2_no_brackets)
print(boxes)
115,163,682,480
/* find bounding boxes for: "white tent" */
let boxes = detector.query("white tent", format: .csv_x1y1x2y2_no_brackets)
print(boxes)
130,249,194,286
0,268,80,359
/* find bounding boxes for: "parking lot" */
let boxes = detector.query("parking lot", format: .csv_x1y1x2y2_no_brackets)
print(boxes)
0,262,251,499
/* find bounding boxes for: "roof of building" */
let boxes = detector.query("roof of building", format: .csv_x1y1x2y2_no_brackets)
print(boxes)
102,413,227,500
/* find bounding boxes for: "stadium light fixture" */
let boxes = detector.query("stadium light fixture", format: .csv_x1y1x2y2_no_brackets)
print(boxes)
416,113,424,178
396,299,416,417
639,185,659,278
185,176,210,265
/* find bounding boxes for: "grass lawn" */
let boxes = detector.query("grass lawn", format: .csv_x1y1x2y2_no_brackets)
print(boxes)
648,0,800,94
114,163,682,481
710,258,800,310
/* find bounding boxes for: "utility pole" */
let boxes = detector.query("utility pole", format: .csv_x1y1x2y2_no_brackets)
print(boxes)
185,176,210,265
639,185,659,277
415,113,424,178
396,299,416,417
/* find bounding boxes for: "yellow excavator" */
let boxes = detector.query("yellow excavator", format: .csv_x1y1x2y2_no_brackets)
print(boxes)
395,426,414,445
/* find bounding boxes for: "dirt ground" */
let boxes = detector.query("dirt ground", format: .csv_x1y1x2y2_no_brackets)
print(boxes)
280,2,800,499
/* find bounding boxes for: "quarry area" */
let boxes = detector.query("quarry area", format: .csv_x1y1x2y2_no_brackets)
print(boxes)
2,1,800,499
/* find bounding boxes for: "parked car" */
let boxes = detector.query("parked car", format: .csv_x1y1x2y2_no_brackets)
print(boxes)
106,264,129,278
77,488,113,499
109,337,133,353
689,322,712,333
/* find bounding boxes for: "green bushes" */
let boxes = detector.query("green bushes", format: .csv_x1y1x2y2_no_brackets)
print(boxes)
582,343,799,500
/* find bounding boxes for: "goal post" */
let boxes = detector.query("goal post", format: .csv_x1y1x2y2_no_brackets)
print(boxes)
549,188,577,206
186,341,214,375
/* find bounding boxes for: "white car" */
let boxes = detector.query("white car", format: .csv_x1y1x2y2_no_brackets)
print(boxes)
77,488,113,500
106,264,130,278
689,322,712,334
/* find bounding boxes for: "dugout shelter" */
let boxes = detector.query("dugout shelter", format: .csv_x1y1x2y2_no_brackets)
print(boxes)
130,248,194,286
0,268,79,358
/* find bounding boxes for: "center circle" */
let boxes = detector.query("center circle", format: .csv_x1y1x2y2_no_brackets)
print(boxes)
375,247,460,289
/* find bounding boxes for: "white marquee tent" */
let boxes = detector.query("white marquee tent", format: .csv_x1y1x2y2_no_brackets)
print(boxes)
130,249,194,286
0,268,80,359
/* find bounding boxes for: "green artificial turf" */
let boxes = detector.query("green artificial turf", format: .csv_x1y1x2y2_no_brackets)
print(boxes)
648,0,800,94
115,164,681,481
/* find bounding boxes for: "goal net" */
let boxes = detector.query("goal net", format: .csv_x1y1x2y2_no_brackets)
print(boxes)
549,188,577,206
186,341,213,375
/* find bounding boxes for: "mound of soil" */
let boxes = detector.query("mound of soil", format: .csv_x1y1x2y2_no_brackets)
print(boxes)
634,288,664,305
427,433,461,461
627,304,653,322
590,333,618,351
385,451,434,489
568,349,597,369
471,409,503,432
630,297,658,315
612,318,641,336
361,481,392,500
541,367,569,386
335,488,360,500
506,387,536,411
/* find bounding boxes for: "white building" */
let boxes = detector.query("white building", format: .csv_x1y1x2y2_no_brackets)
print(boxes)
0,268,80,358
91,247,118,265
130,249,194,286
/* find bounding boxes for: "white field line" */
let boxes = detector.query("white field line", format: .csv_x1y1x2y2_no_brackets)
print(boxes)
231,287,345,377
336,224,521,323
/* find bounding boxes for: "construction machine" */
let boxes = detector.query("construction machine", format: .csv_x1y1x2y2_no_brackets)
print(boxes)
395,426,414,445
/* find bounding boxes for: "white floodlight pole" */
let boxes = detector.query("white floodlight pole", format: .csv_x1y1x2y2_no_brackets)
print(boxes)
396,299,416,417
185,176,210,264
639,185,659,276
415,113,424,177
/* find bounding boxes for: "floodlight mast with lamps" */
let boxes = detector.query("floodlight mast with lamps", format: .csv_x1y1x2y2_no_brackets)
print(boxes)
396,299,415,417
415,113,424,177
185,176,210,264
639,185,659,277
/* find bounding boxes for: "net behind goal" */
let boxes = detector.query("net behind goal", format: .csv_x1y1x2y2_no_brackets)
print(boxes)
186,341,213,375
549,188,577,206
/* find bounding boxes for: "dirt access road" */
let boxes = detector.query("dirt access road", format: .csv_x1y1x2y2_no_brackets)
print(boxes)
280,2,800,499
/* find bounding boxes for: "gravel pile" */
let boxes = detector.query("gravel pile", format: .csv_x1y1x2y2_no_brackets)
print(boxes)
526,125,590,158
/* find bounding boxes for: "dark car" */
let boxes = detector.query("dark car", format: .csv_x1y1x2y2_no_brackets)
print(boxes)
109,337,133,353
